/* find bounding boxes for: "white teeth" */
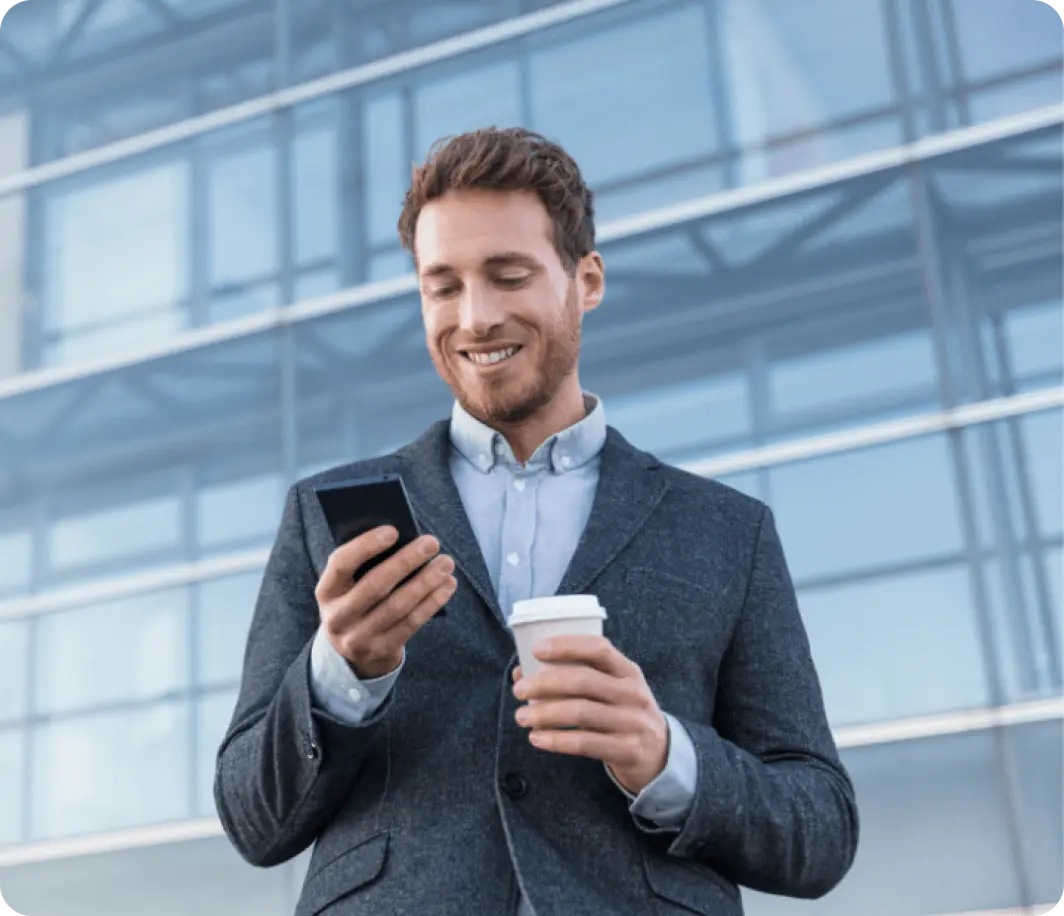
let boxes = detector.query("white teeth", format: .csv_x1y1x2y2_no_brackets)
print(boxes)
468,347,517,365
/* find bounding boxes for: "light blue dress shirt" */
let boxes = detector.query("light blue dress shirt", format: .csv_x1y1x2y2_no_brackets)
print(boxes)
308,394,698,914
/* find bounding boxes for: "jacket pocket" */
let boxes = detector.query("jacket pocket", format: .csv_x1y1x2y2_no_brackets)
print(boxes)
641,848,741,915
295,832,389,916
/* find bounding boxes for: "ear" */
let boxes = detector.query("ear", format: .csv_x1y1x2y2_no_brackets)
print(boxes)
578,251,605,314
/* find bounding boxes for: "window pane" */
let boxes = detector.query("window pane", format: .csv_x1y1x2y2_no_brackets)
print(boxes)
0,620,28,723
414,60,521,161
1003,301,1064,387
31,701,190,839
0,728,23,845
197,572,262,687
950,0,1063,83
364,93,407,247
769,435,965,582
196,690,237,816
48,492,183,572
1020,410,1063,538
721,0,899,184
196,473,283,551
43,162,189,364
294,118,339,268
531,3,717,192
798,565,989,726
34,589,189,716
0,529,32,593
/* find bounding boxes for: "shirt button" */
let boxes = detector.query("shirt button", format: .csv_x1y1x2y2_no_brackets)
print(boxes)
513,479,526,492
507,552,520,566
559,455,572,469
347,687,363,702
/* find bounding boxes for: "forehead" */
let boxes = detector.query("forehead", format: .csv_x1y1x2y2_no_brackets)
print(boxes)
414,189,556,270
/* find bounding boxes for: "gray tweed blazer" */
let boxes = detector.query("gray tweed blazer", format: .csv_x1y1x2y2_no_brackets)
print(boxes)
214,420,859,916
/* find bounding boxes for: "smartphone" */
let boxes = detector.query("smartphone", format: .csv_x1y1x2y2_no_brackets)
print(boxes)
314,473,442,611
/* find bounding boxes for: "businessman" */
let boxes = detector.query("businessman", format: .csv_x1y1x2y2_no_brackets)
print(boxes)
214,127,859,916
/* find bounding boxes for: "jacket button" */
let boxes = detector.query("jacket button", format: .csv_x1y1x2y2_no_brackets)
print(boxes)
303,736,320,760
501,772,528,799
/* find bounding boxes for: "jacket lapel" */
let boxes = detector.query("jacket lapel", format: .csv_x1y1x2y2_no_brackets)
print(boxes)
556,426,669,597
396,421,505,625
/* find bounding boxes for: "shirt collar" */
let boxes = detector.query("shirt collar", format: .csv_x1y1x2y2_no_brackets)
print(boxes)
450,393,607,474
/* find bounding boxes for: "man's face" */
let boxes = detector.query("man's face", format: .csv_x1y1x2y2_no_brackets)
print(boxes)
414,189,603,425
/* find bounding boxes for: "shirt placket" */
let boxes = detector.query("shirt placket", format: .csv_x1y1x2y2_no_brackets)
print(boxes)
497,464,539,620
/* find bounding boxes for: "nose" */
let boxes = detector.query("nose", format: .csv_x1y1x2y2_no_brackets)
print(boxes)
458,281,505,338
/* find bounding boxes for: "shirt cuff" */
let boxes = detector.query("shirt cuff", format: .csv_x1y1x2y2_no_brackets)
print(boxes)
308,625,403,724
607,712,699,830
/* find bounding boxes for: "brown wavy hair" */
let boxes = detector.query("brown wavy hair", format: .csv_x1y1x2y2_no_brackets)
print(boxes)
397,127,596,275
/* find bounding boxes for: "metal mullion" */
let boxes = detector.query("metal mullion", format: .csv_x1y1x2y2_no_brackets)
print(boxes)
701,0,737,189
937,0,971,127
905,159,1037,909
880,0,918,145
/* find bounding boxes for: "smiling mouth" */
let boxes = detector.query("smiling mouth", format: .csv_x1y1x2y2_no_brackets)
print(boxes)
461,346,522,366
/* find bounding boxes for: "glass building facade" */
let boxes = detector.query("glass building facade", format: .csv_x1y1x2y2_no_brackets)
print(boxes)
0,0,1060,913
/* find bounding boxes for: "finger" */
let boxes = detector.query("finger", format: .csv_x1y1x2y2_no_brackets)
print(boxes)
516,663,637,708
531,635,635,678
380,574,457,641
347,535,441,610
332,553,453,635
528,729,639,768
515,698,636,734
512,666,523,683
316,527,398,603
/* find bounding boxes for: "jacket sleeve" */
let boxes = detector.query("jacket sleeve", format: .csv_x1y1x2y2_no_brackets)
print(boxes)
652,505,860,899
213,484,395,868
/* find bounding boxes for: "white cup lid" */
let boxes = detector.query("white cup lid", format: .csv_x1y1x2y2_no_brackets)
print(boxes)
508,595,606,627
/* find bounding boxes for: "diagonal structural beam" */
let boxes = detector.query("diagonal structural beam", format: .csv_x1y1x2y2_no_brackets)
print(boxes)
0,36,35,76
49,0,105,65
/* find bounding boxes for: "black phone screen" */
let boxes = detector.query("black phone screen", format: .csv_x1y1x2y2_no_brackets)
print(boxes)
313,473,424,583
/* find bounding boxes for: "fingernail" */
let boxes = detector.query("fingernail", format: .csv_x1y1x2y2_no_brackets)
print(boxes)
379,528,398,545
420,537,437,556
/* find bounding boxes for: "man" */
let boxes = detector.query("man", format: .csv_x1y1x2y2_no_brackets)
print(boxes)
214,127,859,916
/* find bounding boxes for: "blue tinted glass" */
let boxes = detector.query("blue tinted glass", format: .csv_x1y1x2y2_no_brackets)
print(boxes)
769,435,965,582
1007,719,1063,904
364,93,408,247
1022,410,1063,538
196,474,283,551
950,0,1063,81
34,589,190,715
48,491,183,572
719,0,898,181
0,620,28,723
42,161,190,365
413,60,522,161
196,689,237,816
798,564,989,726
294,115,339,268
197,571,262,687
0,529,32,594
0,727,23,845
530,2,717,189
30,700,190,839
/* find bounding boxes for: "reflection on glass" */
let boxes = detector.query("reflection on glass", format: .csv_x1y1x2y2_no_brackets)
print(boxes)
530,3,716,189
1019,410,1063,537
31,701,189,839
43,163,189,364
720,0,896,184
196,690,238,816
798,565,989,726
0,530,32,593
294,117,339,269
1003,301,1064,386
34,590,189,715
606,374,751,463
950,0,1063,82
0,621,28,723
197,572,262,687
196,474,283,551
414,61,521,161
364,93,407,247
0,728,23,845
769,435,965,582
48,493,182,571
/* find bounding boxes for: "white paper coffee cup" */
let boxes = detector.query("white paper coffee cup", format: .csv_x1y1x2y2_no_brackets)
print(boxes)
508,595,607,679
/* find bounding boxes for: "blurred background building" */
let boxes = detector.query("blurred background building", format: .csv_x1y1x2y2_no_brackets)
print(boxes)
0,0,1060,913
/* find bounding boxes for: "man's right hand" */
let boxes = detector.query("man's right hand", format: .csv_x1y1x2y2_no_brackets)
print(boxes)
315,526,456,679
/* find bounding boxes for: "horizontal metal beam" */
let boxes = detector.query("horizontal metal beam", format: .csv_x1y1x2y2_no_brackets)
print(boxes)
0,385,1059,622
0,0,638,200
1,107,1060,404
0,696,1058,868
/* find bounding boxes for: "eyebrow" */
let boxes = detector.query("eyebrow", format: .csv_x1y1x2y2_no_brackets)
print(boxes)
420,252,541,279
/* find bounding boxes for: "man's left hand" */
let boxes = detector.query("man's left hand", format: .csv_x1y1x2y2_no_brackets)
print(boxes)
512,635,669,796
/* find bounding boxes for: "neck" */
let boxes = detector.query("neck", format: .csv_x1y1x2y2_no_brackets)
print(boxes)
493,378,588,464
